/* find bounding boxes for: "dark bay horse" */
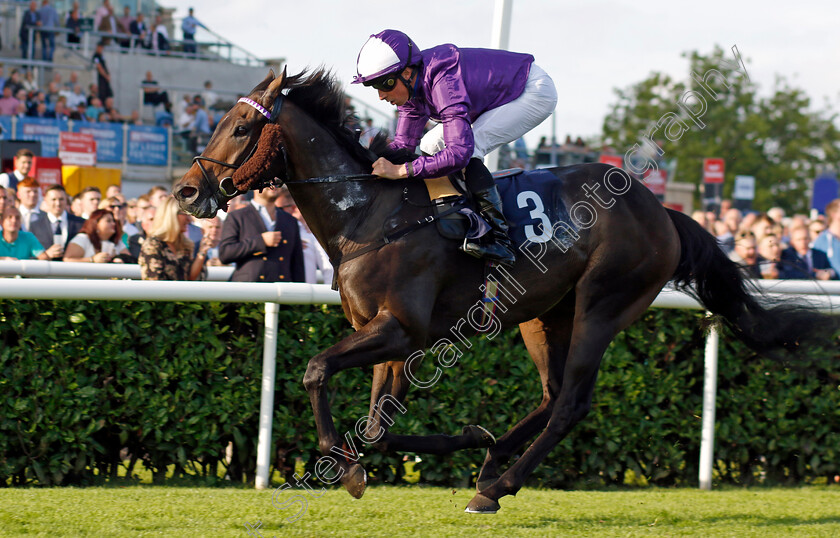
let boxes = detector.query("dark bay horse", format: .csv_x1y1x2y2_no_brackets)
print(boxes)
173,68,833,513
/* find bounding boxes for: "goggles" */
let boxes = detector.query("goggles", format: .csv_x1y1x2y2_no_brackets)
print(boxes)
366,75,399,92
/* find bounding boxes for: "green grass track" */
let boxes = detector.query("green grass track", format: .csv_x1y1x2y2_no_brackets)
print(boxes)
1,486,839,537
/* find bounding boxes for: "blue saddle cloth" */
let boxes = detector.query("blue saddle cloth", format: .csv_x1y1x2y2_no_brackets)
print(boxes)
495,168,572,247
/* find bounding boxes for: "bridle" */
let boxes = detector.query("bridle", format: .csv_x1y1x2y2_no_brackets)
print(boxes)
191,94,286,204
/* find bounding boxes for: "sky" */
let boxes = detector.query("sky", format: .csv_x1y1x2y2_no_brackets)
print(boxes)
163,0,840,150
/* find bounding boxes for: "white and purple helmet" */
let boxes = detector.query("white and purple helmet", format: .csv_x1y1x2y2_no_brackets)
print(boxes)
352,29,419,86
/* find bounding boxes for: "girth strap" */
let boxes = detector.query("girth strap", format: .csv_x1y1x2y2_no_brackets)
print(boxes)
328,204,462,289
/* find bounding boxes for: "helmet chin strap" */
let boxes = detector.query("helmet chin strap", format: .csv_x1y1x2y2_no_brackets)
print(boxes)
400,67,421,100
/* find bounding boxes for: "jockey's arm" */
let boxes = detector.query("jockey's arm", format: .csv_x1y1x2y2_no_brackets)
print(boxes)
406,103,473,179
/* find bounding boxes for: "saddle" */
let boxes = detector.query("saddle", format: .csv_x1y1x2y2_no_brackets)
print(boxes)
390,168,526,241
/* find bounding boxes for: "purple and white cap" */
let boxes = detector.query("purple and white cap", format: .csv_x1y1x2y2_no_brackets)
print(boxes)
352,29,419,85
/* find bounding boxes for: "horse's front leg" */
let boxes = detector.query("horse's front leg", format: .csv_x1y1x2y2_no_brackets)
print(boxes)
364,361,496,455
302,310,418,499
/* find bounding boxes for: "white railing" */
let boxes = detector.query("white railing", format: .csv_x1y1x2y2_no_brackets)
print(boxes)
0,277,836,491
0,260,233,281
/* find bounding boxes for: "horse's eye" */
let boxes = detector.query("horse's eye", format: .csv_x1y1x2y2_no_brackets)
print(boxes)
234,126,248,137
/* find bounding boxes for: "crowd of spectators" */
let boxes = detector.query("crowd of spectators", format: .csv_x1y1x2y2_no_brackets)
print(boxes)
693,200,838,281
0,158,330,284
19,1,208,59
0,64,142,125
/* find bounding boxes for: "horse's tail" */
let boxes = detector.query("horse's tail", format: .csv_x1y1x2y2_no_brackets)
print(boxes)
666,208,836,357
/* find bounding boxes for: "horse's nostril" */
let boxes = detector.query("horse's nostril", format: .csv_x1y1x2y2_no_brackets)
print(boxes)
179,186,197,200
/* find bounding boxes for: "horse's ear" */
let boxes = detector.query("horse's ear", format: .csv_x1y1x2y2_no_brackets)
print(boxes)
261,66,287,109
251,69,275,94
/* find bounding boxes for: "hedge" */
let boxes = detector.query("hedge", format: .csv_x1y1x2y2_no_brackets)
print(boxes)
1,300,838,488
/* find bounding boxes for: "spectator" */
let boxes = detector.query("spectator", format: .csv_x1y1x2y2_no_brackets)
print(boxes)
201,80,217,109
5,69,24,95
811,199,840,275
118,5,133,34
0,66,6,91
128,110,142,125
65,4,82,45
97,3,125,38
0,206,50,260
0,86,21,116
0,149,34,190
152,14,169,53
22,71,38,93
359,118,381,148
20,1,40,61
45,81,61,107
0,186,7,228
93,0,111,30
276,186,332,284
29,184,83,258
809,218,826,243
92,42,112,103
196,216,224,266
779,225,835,280
28,101,52,118
190,100,211,151
218,185,305,282
16,177,43,232
38,0,59,62
78,186,101,218
100,194,136,239
105,184,120,198
103,96,123,122
129,12,149,48
127,204,155,259
181,7,206,55
728,230,761,279
141,71,171,110
756,234,782,279
53,98,70,120
717,208,741,253
85,96,104,121
147,185,170,208
139,197,208,280
63,208,125,263
750,213,775,243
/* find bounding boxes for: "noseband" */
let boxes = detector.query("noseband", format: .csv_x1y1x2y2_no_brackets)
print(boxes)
192,95,286,202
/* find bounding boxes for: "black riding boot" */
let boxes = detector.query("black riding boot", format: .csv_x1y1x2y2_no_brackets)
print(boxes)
462,158,516,266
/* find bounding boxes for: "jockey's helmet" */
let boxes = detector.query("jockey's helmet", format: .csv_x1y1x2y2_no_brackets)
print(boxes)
352,30,419,87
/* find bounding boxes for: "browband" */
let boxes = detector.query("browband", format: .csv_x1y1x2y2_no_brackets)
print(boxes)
238,97,271,120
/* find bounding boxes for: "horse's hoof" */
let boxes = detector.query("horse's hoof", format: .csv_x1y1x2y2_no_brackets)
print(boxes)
465,493,501,514
475,477,497,492
463,425,496,448
340,463,367,499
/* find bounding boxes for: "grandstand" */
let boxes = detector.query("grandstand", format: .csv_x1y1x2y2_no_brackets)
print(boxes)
0,0,279,197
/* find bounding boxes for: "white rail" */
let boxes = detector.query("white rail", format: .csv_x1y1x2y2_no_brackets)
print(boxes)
0,260,234,281
0,277,836,491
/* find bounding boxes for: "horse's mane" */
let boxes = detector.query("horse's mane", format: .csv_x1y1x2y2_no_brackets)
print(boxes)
252,68,415,171
253,68,383,168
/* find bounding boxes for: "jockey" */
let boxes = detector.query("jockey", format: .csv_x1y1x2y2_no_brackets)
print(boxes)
353,29,557,266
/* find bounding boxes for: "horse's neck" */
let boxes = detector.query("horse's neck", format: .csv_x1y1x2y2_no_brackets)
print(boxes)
279,106,400,263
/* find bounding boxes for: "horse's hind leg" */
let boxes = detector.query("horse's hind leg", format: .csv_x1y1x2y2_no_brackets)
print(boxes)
475,292,576,491
466,279,665,513
363,361,496,455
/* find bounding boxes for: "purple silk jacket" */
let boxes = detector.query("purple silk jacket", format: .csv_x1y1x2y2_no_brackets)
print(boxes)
390,44,534,179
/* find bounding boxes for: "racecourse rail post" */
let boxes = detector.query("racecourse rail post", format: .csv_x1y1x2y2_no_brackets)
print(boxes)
698,313,719,490
255,302,280,489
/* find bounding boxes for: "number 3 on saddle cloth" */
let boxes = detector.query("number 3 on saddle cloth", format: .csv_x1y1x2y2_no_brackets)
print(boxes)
388,167,572,252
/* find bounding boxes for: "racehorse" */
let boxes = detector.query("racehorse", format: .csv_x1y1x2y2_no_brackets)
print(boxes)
173,68,834,513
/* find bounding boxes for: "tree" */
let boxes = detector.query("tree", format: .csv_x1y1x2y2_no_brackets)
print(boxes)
602,46,840,213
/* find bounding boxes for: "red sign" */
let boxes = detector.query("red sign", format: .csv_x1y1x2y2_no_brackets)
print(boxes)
598,154,624,168
59,132,97,166
643,168,668,196
703,158,725,184
30,157,63,195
